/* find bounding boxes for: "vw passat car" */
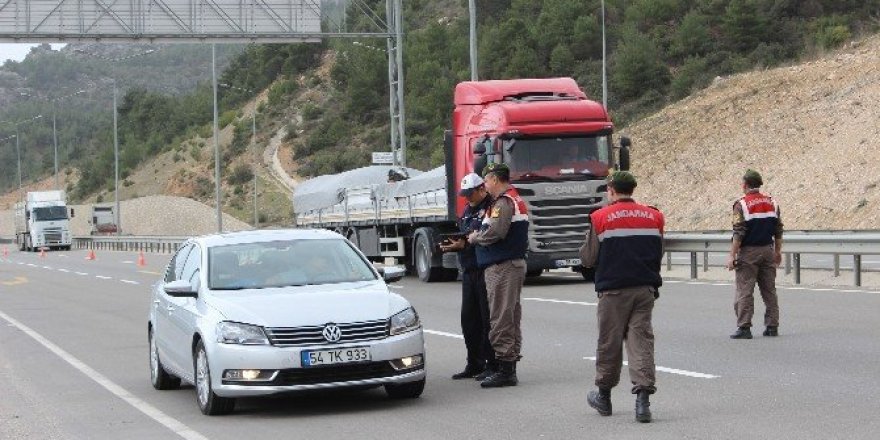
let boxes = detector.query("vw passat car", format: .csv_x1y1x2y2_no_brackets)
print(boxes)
148,229,425,415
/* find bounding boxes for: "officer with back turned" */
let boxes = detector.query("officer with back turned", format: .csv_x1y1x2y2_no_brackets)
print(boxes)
580,171,664,423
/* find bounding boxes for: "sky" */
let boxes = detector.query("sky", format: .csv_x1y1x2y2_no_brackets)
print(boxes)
0,43,67,63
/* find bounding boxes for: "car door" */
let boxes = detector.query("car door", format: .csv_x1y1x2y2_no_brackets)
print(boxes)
157,243,192,374
167,243,202,377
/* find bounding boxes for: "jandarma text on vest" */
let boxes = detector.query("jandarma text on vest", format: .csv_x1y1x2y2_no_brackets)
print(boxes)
605,209,656,222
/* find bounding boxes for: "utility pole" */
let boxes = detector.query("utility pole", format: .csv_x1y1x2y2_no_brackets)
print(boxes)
212,44,223,233
469,0,478,81
602,0,608,110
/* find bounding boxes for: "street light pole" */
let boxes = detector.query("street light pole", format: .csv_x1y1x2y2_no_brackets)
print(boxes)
252,111,258,228
601,0,608,110
15,126,21,200
52,104,58,190
212,44,223,233
468,0,478,81
113,78,121,236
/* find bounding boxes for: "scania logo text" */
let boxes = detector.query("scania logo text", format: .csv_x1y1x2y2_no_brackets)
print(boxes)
544,184,590,195
322,324,342,343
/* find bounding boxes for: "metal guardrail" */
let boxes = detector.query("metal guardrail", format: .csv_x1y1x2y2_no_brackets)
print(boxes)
665,232,880,287
73,236,188,254
67,231,880,286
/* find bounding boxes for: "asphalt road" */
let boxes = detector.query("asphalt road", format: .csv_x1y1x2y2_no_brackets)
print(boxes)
1,248,879,439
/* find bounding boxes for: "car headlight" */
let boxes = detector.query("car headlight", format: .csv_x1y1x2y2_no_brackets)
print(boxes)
389,307,420,336
216,321,269,345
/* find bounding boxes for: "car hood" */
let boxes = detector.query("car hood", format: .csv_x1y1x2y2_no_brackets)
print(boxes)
204,281,411,327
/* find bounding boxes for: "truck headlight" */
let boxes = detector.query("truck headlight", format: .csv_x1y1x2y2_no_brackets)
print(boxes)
389,307,420,336
216,321,269,345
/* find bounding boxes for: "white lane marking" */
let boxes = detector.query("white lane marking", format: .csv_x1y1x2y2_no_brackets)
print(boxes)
122,261,134,264
120,280,140,285
0,309,210,440
583,357,719,379
388,285,403,289
57,269,70,273
74,272,89,276
42,266,53,270
16,262,24,265
524,297,597,306
26,263,36,267
57,255,68,258
424,329,464,340
95,275,113,280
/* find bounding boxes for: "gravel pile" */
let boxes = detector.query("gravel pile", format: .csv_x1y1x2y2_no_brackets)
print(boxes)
625,35,880,231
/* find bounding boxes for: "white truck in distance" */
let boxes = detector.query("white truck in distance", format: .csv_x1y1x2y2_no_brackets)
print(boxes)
14,190,74,251
90,205,117,235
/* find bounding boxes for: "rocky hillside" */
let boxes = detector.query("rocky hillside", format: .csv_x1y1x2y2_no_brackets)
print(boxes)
627,35,880,231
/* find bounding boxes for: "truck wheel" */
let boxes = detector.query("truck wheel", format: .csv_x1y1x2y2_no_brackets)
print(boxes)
580,267,595,282
415,232,444,282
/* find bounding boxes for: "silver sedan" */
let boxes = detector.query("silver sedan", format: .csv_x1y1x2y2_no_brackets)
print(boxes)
147,229,425,415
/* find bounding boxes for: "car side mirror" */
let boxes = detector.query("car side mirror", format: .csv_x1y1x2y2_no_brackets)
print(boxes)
379,266,406,283
70,208,75,218
472,140,486,156
164,280,198,298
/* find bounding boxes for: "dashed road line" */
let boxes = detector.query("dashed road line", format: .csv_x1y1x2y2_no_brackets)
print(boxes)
139,270,162,276
424,329,464,340
583,357,719,379
524,297,597,306
95,275,113,280
74,272,89,276
120,280,140,285
0,308,210,440
57,269,70,273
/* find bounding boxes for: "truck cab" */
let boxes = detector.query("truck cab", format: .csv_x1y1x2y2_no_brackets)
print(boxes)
449,78,630,277
14,191,74,251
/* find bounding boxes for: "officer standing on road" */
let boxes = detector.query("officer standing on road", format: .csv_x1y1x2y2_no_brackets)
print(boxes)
440,173,494,381
580,171,664,423
726,169,784,339
468,163,529,388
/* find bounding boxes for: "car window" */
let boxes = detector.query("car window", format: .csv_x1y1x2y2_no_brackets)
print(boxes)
180,245,202,287
208,239,378,290
165,244,193,283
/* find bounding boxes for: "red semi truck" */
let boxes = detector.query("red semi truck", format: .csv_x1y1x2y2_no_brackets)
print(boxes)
293,77,631,281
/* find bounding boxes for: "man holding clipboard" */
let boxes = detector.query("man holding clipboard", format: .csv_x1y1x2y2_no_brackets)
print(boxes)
440,173,494,381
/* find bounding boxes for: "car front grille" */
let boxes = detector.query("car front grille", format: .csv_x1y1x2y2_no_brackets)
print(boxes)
265,319,389,347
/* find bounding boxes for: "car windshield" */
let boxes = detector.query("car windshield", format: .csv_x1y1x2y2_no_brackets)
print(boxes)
32,206,69,221
506,135,611,182
208,239,378,290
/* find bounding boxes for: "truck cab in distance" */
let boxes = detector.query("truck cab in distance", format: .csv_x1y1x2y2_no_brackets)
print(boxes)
14,190,74,251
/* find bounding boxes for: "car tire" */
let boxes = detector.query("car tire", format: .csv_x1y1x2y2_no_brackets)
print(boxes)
149,328,181,390
385,378,425,399
526,269,544,278
414,232,444,282
194,340,235,415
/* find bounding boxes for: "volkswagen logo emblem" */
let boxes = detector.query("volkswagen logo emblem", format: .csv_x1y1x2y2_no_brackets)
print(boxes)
322,324,342,343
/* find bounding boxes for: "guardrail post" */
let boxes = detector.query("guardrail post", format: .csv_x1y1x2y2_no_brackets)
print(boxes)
690,252,697,279
703,252,709,272
854,255,862,287
793,253,801,285
666,252,672,271
833,254,840,277
784,253,791,275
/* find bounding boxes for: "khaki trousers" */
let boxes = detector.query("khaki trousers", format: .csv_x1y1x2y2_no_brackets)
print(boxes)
594,286,656,394
484,259,526,362
735,245,780,328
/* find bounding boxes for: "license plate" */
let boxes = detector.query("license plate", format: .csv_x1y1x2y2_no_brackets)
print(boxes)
555,258,582,268
301,347,372,367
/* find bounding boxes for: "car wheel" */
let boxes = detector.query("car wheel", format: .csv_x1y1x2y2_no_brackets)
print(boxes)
385,378,425,399
149,328,181,390
526,269,544,278
194,340,235,415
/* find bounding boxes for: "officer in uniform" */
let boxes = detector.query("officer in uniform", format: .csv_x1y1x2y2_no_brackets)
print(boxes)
440,173,494,380
726,169,784,339
468,163,529,388
580,171,664,423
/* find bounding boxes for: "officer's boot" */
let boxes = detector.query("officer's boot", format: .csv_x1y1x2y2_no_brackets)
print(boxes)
730,326,753,339
474,359,498,381
763,326,778,337
452,362,484,380
635,390,652,423
587,388,612,416
480,361,518,388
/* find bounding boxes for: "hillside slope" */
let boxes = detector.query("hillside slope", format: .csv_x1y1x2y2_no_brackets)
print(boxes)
627,36,880,231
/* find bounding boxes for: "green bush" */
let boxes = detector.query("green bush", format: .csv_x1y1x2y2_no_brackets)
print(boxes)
268,78,298,107
670,57,712,99
227,163,254,186
219,110,237,128
813,16,853,49
301,103,323,121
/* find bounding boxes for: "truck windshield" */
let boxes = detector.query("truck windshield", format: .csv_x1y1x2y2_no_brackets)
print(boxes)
506,135,611,182
32,206,69,221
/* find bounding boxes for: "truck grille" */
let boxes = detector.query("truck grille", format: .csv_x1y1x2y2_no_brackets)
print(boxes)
265,320,389,347
44,232,63,243
524,196,601,253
